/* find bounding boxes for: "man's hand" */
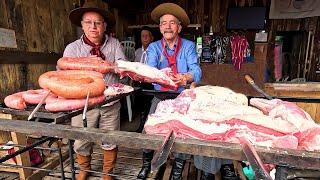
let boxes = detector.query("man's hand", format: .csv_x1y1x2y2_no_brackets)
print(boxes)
171,73,193,87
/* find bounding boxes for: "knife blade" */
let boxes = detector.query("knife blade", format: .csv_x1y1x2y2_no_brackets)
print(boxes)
245,75,273,100
238,137,273,180
82,91,90,128
151,130,176,172
28,90,51,120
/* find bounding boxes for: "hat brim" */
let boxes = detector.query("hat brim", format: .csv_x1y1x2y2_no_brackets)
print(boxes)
69,7,115,27
151,3,190,26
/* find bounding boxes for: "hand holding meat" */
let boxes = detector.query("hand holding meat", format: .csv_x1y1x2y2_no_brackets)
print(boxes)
115,60,178,89
170,73,193,87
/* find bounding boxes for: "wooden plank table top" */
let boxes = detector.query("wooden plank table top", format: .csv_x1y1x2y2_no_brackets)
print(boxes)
0,119,319,171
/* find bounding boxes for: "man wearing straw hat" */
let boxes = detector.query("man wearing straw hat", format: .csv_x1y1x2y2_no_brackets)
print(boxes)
137,3,239,180
64,1,126,179
137,3,203,180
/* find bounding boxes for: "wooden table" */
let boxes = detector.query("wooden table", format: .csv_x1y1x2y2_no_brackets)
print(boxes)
0,119,319,171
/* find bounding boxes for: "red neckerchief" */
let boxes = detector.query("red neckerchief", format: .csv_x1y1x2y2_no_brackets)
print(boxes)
161,37,182,74
160,37,182,91
83,34,106,60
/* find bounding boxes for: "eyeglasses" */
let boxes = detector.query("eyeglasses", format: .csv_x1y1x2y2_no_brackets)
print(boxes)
160,20,180,27
82,20,105,27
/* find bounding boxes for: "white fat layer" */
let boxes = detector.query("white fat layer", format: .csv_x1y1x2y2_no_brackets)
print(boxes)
116,60,175,84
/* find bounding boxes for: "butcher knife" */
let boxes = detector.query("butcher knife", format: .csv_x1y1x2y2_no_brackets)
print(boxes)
151,129,176,172
238,137,272,180
245,75,273,100
28,90,51,120
82,92,90,128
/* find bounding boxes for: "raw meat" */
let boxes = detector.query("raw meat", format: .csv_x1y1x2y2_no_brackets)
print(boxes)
22,89,56,105
115,60,178,90
4,92,26,110
57,57,114,73
104,83,134,97
45,95,105,112
144,86,320,151
250,98,315,131
39,70,106,99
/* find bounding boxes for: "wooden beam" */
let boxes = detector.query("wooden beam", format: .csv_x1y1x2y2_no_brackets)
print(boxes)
0,50,61,64
0,119,319,170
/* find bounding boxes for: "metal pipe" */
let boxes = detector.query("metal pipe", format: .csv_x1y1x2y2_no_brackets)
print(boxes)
0,136,53,163
58,147,65,180
0,143,59,151
0,163,60,173
68,140,76,180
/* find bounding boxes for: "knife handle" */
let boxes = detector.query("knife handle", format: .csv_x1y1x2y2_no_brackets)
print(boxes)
245,75,254,85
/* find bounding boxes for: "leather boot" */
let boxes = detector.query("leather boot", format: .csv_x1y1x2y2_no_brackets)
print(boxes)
221,164,240,180
171,158,186,180
201,171,215,180
76,154,91,180
137,151,154,179
103,148,118,180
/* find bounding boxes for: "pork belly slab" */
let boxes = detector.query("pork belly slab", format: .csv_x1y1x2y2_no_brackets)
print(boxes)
144,86,320,151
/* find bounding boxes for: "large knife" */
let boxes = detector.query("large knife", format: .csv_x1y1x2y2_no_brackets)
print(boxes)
151,130,176,172
245,75,273,100
150,82,196,172
28,90,51,120
82,92,90,128
238,137,272,180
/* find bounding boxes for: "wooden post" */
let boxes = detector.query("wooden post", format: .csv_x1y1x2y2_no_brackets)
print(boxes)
11,132,32,179
0,113,11,143
0,113,32,180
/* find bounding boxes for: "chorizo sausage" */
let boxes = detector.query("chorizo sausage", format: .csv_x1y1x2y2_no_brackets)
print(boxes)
22,89,56,105
45,95,105,112
57,57,114,73
4,92,27,110
39,70,106,99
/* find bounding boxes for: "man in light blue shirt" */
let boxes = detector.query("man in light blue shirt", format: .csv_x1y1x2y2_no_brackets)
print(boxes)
146,13,201,92
137,3,202,180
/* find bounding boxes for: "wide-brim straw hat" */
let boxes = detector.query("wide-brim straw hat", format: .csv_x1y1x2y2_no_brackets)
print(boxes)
69,1,115,27
151,3,190,26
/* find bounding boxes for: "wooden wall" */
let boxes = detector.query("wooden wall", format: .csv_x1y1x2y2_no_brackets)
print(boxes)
116,0,320,95
0,0,78,102
266,17,320,82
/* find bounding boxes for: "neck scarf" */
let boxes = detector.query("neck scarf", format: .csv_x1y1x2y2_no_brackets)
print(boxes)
160,37,182,91
161,37,182,74
83,34,106,60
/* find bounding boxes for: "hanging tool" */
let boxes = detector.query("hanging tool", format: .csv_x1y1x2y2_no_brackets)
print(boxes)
245,75,273,100
82,91,90,127
28,90,51,120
